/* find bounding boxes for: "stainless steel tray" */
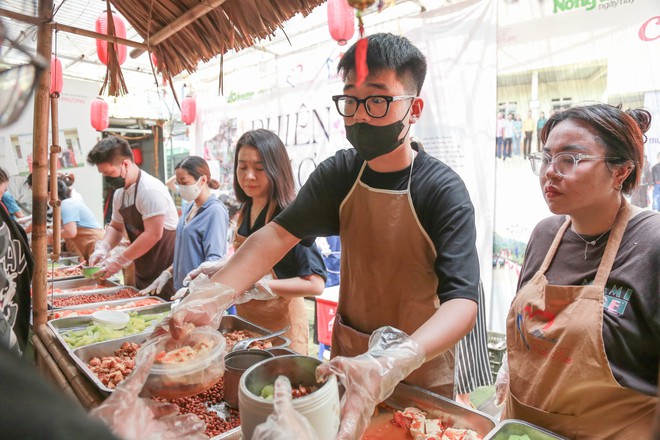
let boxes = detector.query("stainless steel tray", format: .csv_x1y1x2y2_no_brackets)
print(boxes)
48,302,173,350
48,286,146,309
219,315,290,349
211,380,498,440
47,253,82,265
376,382,498,437
72,333,149,393
51,296,169,319
48,278,119,293
484,419,568,440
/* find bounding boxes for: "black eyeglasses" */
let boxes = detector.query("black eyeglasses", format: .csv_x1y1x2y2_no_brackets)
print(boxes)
332,94,415,118
0,21,48,127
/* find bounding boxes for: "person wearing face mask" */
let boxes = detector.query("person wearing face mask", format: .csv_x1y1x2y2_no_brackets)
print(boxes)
86,136,178,299
167,33,479,439
140,156,229,297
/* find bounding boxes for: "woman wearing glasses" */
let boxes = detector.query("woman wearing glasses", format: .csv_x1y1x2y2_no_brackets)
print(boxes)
501,104,659,438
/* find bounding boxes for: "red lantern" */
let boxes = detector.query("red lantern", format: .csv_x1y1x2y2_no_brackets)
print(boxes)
328,0,355,45
50,55,63,94
90,98,109,131
95,12,127,66
181,96,196,125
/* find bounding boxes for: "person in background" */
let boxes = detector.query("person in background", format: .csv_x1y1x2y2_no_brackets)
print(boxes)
7,174,32,215
87,136,178,299
1,191,25,219
185,129,327,354
141,156,229,297
46,176,104,262
512,113,522,158
631,154,652,208
501,104,659,438
503,112,514,159
536,111,547,152
169,33,479,439
652,152,660,211
496,111,505,159
522,110,534,159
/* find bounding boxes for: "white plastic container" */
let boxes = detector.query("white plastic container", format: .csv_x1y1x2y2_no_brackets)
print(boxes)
91,310,129,329
238,355,340,440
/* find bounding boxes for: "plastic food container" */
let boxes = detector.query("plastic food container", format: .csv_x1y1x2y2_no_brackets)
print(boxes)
143,328,226,399
238,355,340,440
92,310,130,329
223,349,274,408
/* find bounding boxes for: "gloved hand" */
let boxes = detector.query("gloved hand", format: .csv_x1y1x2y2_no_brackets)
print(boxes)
252,376,319,440
140,271,173,296
316,326,426,440
244,274,277,302
89,240,111,267
171,287,189,301
90,340,206,440
95,251,132,279
494,352,509,407
182,257,228,286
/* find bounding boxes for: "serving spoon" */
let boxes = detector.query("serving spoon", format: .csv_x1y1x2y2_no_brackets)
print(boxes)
231,325,290,352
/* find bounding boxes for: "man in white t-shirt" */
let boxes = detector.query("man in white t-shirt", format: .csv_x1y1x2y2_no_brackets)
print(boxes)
87,136,178,299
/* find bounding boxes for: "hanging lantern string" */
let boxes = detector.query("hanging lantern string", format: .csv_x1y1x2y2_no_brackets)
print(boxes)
354,10,368,88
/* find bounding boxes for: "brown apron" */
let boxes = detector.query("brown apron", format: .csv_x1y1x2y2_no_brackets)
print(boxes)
233,207,310,355
118,172,176,300
64,226,104,262
331,153,455,398
504,200,657,439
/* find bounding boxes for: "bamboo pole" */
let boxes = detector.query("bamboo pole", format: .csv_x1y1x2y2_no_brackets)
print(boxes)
0,9,148,51
49,93,61,262
31,0,54,329
128,0,229,59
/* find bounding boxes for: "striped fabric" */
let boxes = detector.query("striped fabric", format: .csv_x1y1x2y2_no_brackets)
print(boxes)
454,281,493,395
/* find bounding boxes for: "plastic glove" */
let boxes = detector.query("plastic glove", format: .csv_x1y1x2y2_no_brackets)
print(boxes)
182,257,228,286
89,240,111,267
90,340,206,440
243,274,277,302
171,287,189,301
140,271,173,296
95,251,132,279
252,376,319,440
316,326,426,440
494,352,509,407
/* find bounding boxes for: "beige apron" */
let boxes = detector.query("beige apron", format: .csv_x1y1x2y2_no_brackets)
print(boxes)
331,154,455,398
233,206,310,355
65,226,104,262
504,200,657,439
119,172,176,300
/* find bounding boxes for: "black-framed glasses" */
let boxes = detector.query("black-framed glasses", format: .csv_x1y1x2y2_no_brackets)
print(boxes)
0,20,48,127
528,152,622,177
332,94,415,118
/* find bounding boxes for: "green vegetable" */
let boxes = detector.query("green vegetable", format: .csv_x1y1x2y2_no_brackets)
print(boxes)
260,384,275,400
508,435,532,440
60,311,168,349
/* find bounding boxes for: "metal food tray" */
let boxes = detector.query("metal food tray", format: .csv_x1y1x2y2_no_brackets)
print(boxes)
72,333,148,393
484,419,568,440
51,296,169,318
47,302,173,351
48,278,119,293
47,252,82,265
219,315,291,350
48,285,145,309
377,382,498,437
211,380,498,440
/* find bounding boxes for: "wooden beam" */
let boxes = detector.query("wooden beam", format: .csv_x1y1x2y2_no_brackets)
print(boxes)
0,8,148,51
53,22,148,51
129,0,229,59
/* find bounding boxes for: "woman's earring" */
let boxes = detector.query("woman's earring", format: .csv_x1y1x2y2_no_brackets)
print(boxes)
615,183,623,191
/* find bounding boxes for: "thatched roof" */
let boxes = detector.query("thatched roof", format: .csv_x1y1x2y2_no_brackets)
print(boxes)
111,0,326,77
